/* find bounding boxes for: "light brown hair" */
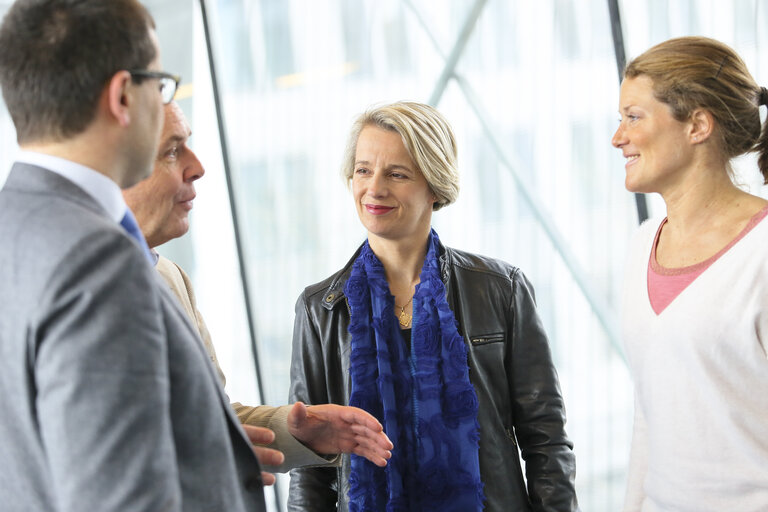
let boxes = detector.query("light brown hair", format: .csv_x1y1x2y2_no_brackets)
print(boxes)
625,36,768,183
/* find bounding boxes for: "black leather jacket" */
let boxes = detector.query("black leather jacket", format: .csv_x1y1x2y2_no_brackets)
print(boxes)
288,242,578,511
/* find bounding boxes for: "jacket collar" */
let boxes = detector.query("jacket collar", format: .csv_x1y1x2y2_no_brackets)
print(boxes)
6,163,111,220
321,238,451,311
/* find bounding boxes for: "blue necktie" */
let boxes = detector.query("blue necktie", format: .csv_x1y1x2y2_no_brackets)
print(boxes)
119,209,154,264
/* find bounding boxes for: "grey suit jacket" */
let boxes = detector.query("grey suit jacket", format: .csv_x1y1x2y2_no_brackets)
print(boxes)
0,163,266,511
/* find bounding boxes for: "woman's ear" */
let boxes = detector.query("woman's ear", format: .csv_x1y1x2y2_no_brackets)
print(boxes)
689,108,714,144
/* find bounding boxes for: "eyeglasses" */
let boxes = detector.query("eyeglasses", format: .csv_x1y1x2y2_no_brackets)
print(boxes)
128,70,181,104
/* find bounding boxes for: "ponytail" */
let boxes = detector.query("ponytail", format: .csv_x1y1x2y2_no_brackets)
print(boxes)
756,87,768,184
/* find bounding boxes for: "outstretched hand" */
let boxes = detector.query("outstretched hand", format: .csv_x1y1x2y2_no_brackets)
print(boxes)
287,402,393,467
242,424,284,485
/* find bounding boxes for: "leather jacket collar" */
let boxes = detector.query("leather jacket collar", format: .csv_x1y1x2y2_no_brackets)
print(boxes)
319,240,451,311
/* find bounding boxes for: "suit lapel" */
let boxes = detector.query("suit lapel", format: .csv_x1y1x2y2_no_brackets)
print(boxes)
151,273,247,430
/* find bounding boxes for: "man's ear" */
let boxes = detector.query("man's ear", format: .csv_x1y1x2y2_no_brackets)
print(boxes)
689,108,715,144
105,70,133,127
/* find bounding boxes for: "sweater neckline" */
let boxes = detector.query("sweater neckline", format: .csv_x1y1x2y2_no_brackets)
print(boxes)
650,204,768,276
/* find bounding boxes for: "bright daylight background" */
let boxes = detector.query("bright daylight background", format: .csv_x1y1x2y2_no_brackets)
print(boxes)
1,1,767,510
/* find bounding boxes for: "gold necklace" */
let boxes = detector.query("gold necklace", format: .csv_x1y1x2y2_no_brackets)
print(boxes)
395,296,413,328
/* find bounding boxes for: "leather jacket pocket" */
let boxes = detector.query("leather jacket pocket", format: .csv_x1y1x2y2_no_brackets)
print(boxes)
470,332,505,345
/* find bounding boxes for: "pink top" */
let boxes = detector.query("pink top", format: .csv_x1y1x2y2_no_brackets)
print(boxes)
648,205,768,315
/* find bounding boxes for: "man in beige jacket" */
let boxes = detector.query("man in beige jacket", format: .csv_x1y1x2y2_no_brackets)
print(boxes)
122,102,392,480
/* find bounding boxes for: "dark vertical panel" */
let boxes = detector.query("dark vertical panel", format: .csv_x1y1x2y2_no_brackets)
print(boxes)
607,0,649,223
197,1,282,510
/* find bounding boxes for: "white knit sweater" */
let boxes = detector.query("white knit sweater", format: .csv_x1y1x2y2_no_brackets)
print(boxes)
621,217,768,512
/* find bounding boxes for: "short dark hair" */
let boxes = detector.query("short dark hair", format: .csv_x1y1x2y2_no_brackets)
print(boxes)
0,0,157,144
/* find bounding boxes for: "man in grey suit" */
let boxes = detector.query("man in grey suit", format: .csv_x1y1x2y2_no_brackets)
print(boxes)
123,102,393,477
0,1,389,510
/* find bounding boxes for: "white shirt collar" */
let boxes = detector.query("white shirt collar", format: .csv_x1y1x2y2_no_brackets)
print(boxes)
16,150,127,223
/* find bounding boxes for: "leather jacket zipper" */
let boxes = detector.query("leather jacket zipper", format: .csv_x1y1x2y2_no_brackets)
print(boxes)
470,333,504,345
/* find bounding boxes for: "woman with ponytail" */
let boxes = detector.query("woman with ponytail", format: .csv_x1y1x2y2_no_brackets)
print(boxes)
612,36,768,511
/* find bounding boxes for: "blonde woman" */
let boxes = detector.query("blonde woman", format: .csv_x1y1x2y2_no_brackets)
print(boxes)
289,101,578,511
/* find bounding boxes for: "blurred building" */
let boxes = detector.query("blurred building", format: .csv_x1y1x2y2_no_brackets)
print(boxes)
1,1,766,510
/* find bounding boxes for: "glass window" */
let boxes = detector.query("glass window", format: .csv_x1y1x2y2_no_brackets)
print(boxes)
208,2,633,510
2,2,766,511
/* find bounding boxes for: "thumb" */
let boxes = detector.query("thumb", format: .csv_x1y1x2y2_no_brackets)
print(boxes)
287,401,308,429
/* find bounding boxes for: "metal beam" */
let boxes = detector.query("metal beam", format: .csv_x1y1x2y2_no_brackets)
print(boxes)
404,0,625,362
428,0,488,106
607,0,649,224
455,74,624,361
197,0,283,509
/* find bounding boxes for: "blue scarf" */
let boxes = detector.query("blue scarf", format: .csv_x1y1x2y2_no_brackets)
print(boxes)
344,229,484,511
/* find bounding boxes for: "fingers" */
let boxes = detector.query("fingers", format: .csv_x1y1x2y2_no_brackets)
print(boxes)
286,402,393,463
342,426,392,466
340,405,385,432
351,436,392,467
242,424,276,446
351,423,393,450
261,471,276,486
243,424,286,468
353,448,390,467
252,445,285,468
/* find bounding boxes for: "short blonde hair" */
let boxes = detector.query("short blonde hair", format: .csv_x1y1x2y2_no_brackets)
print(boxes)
341,101,459,210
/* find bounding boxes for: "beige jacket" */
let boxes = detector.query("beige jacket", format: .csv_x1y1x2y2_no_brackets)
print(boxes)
155,254,334,472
